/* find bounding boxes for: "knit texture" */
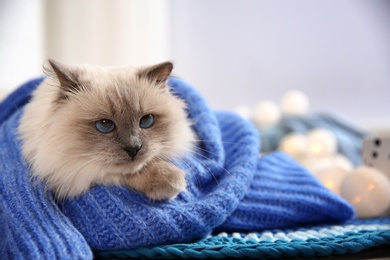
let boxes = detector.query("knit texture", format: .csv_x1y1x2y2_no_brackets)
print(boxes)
97,217,390,259
0,78,92,259
0,77,354,258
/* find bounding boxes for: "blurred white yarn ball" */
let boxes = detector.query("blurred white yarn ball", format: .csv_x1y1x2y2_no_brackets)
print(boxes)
316,167,349,195
234,105,253,120
280,90,309,115
333,154,354,172
299,153,353,175
340,166,390,218
279,133,308,158
300,156,335,174
307,128,337,157
252,100,281,127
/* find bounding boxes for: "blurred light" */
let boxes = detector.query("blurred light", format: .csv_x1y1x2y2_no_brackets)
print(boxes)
307,128,337,157
252,100,281,127
341,166,390,218
280,90,310,116
279,133,308,158
316,167,348,195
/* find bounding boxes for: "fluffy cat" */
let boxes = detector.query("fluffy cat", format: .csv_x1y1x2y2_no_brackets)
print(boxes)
18,60,196,200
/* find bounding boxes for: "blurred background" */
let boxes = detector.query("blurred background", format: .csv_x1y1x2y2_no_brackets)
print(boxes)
0,0,389,130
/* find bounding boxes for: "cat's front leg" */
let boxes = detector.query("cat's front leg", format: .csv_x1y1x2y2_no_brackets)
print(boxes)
123,161,186,200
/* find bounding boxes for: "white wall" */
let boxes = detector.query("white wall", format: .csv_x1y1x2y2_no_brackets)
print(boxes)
0,0,171,95
171,0,390,129
0,0,44,95
45,0,172,67
1,0,389,129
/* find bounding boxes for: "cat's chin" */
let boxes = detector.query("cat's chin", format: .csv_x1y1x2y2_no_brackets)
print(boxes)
107,152,172,178
110,152,160,176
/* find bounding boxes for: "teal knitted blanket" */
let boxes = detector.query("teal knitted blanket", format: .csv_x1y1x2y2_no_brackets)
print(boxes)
98,217,390,259
0,77,354,259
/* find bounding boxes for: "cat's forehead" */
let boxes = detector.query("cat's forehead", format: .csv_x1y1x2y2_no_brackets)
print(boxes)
78,65,138,86
73,68,168,118
79,66,147,103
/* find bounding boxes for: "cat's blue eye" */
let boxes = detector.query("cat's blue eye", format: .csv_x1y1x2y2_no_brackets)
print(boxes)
95,119,115,133
139,114,155,129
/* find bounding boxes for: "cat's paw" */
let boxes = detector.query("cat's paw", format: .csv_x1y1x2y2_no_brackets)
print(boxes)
146,164,186,200
124,161,186,201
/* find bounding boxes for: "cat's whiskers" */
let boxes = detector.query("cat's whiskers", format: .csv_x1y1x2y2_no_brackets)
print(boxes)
160,141,246,187
196,138,253,146
191,151,235,180
13,102,24,117
159,144,225,187
161,139,237,172
177,158,202,191
187,152,245,189
158,142,219,184
191,146,239,177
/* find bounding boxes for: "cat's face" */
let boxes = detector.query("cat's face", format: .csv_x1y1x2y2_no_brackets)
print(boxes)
19,61,195,197
51,62,194,176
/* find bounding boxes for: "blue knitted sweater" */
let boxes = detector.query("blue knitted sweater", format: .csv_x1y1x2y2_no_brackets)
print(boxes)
0,77,354,259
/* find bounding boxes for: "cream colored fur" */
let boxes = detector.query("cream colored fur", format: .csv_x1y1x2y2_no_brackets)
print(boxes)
18,61,195,200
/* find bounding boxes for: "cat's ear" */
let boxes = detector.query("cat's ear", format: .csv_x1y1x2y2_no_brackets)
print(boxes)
46,59,80,97
138,61,173,85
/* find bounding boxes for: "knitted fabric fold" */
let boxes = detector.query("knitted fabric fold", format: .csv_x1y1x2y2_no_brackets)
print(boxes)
0,79,92,259
0,77,354,258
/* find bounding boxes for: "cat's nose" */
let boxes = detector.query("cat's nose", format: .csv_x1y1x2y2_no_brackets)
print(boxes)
124,145,142,159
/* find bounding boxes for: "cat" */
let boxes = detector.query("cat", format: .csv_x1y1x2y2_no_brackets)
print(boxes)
18,59,196,200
